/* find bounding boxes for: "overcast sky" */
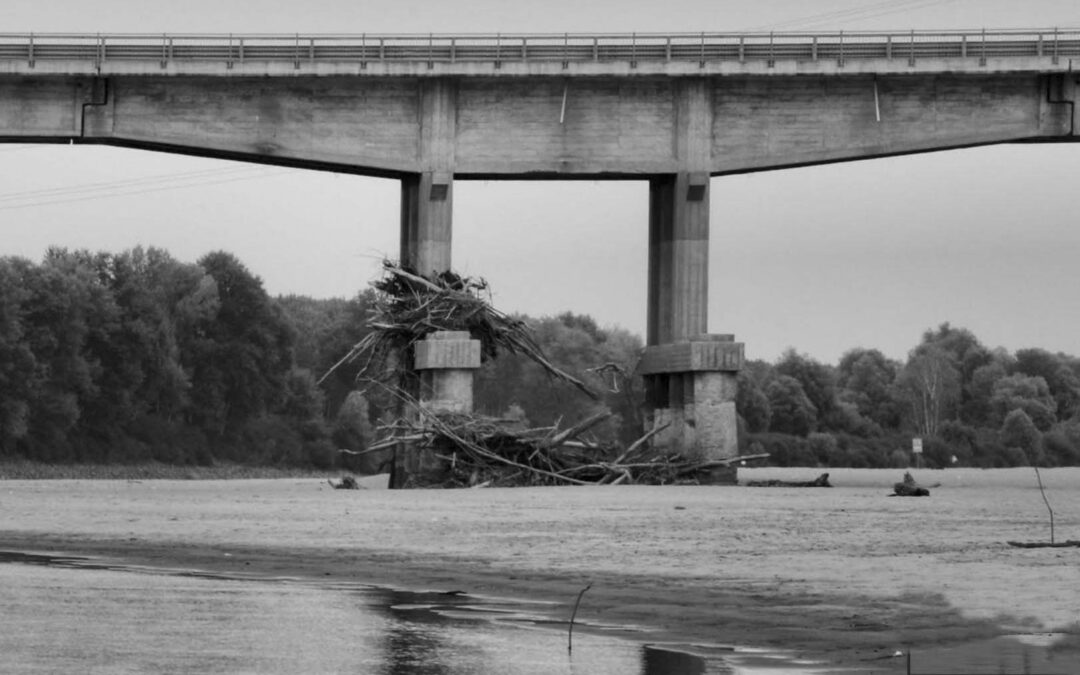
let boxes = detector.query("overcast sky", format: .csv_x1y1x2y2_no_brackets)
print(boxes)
2,1,1079,364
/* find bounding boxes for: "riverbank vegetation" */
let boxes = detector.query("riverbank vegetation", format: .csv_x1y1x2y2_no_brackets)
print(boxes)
2,247,1078,471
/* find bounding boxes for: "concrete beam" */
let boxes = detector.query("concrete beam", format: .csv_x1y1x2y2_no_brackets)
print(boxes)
2,73,1072,178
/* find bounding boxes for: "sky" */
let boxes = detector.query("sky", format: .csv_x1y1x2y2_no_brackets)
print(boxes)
2,1,1080,365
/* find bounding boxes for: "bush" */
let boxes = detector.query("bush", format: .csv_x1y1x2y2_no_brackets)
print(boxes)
748,433,817,467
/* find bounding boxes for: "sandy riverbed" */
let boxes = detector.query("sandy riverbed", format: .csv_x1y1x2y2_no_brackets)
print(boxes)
2,467,1078,671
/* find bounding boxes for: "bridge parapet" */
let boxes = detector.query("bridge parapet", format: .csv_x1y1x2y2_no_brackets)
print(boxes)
1,30,1078,77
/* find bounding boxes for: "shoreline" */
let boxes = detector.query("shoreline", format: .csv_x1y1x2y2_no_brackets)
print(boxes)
0,531,1003,672
3,472,1079,672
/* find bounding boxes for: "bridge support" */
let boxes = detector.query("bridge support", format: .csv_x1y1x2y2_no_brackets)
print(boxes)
400,171,453,273
643,172,743,474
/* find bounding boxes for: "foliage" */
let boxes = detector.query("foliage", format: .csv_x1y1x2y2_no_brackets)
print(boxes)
6,244,1080,471
764,375,817,436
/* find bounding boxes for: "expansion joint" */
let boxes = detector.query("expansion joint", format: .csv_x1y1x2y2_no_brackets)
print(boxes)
1046,73,1077,136
80,77,111,138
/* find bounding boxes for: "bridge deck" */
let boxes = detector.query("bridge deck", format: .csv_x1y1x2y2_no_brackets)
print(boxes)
0,29,1078,76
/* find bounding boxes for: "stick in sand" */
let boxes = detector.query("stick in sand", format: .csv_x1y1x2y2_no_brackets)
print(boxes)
568,582,592,653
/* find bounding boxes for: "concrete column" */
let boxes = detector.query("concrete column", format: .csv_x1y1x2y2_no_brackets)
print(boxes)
400,79,457,275
400,171,453,274
640,336,743,471
395,331,481,485
414,331,482,414
647,171,710,345
641,79,742,479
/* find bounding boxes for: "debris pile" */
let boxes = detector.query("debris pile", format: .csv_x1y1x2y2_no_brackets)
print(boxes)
322,260,592,397
386,409,761,488
325,260,763,488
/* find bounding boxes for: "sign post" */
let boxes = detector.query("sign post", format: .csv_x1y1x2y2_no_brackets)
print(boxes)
912,437,923,469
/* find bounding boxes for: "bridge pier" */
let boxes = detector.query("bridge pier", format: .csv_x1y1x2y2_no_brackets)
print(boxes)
643,172,743,471
400,171,453,273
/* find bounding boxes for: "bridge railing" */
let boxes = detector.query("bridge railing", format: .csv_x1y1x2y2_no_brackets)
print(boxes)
0,30,1077,67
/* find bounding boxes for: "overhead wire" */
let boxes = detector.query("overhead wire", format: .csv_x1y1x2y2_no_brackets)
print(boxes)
0,165,267,204
749,0,961,31
0,167,291,212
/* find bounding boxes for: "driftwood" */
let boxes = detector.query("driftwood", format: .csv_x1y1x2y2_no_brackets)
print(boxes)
375,402,767,488
1007,540,1080,549
745,472,831,488
328,475,360,490
892,471,930,497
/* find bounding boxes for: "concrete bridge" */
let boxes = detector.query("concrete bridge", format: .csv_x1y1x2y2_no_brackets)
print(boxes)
2,30,1078,464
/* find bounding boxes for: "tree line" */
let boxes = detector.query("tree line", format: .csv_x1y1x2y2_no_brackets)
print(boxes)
738,324,1080,468
0,247,642,468
2,247,1077,469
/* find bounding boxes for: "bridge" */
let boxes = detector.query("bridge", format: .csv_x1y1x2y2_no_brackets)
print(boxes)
2,30,1078,467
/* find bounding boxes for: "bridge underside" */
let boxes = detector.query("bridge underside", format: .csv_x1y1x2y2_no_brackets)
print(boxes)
2,69,1077,464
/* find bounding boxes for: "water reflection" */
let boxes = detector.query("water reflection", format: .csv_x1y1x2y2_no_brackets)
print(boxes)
0,551,714,674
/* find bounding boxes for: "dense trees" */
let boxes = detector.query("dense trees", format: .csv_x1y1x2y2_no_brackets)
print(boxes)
3,245,1079,470
737,322,1080,468
0,248,332,466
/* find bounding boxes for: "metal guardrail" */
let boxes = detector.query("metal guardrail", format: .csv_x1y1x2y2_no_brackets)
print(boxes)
0,30,1078,68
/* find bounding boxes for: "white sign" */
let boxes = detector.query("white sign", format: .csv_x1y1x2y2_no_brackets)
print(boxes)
912,438,923,454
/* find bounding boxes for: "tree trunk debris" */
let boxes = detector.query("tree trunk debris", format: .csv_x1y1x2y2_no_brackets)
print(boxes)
745,472,831,488
380,406,766,488
892,471,930,496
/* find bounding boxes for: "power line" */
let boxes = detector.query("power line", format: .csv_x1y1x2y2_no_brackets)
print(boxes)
0,169,288,212
0,166,267,204
750,0,960,32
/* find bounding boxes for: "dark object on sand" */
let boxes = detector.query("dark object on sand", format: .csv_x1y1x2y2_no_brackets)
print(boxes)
329,475,360,490
1006,540,1080,548
745,472,831,488
892,472,930,497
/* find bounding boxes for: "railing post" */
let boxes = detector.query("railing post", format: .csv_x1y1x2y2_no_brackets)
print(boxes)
738,35,745,63
631,32,637,68
811,35,818,61
593,36,598,62
698,32,704,67
293,33,300,70
961,34,967,58
238,37,245,66
909,29,915,66
665,35,671,62
96,34,104,69
1053,28,1059,65
522,36,527,62
768,31,774,68
886,34,892,60
309,37,315,65
838,30,844,67
379,37,385,62
451,37,456,64
979,28,986,66
227,33,233,69
495,33,501,69
28,33,34,68
1037,32,1043,58
563,33,568,69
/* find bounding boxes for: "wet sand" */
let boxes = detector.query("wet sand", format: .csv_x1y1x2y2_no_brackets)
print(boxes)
2,468,1078,672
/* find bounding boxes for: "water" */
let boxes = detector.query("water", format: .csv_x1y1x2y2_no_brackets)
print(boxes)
0,552,809,675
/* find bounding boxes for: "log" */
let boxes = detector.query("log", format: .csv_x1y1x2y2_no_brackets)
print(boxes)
1007,540,1080,548
892,471,930,497
745,472,832,488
